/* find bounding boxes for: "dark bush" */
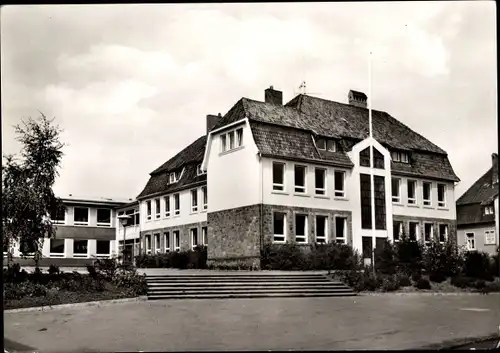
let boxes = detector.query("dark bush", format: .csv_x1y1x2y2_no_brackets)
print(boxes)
429,271,447,283
93,257,119,280
362,268,383,291
3,263,28,283
380,275,401,292
374,239,398,275
261,243,305,271
464,251,494,280
396,273,412,287
395,236,423,276
411,271,422,282
48,264,60,276
415,278,431,290
492,252,499,277
134,247,207,269
450,275,476,289
112,268,148,295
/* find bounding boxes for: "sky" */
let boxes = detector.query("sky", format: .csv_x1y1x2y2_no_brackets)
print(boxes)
1,2,497,201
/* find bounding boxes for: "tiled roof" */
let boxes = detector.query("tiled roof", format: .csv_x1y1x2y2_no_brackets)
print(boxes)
457,203,495,226
456,168,499,205
150,136,207,175
391,152,460,182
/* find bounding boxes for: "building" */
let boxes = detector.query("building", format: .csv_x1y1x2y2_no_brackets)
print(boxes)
456,153,499,255
129,86,460,268
4,195,128,267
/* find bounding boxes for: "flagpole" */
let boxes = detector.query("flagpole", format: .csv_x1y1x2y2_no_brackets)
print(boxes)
369,51,376,274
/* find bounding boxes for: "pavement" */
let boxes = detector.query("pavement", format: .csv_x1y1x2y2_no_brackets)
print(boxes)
4,293,500,351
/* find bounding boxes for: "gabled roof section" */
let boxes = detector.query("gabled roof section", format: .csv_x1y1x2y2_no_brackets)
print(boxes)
456,167,499,205
150,135,207,175
349,90,367,99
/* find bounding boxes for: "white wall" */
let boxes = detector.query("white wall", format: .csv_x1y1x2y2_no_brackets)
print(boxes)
457,224,498,256
9,238,115,258
60,205,117,227
205,120,261,212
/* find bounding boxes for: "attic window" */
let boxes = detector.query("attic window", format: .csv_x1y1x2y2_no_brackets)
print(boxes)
197,164,205,176
327,140,336,152
391,151,409,163
484,205,494,215
317,139,326,150
169,173,176,184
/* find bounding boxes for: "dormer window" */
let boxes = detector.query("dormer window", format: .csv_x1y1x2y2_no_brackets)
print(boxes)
391,151,409,163
220,127,244,153
316,138,336,152
327,140,336,152
484,205,494,215
197,164,205,176
317,139,326,150
169,173,176,184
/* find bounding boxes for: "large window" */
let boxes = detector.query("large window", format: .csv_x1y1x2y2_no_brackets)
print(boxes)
392,178,401,203
202,227,208,246
191,189,198,213
145,234,152,254
191,228,199,249
334,170,345,198
49,239,65,257
228,131,235,150
393,221,403,242
439,224,448,243
335,217,347,244
466,233,475,251
164,232,170,252
295,214,308,243
423,182,432,206
437,184,446,208
315,216,327,243
146,201,152,220
273,162,285,191
424,223,433,245
74,207,89,225
315,168,326,196
154,233,161,254
409,222,419,241
174,193,180,215
96,240,110,255
174,231,180,251
375,176,386,230
73,240,88,257
164,196,170,217
97,209,111,227
294,165,306,193
19,239,37,254
50,207,66,225
202,186,208,210
155,199,161,219
407,180,417,205
273,212,286,243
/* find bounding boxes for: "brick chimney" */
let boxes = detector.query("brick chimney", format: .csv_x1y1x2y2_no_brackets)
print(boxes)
348,90,367,108
206,113,221,135
265,86,283,105
492,153,498,185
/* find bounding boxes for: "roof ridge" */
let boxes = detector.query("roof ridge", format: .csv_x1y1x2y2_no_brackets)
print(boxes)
456,166,494,204
150,135,206,175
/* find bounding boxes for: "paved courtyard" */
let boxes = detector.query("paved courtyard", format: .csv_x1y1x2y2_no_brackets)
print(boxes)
4,294,500,352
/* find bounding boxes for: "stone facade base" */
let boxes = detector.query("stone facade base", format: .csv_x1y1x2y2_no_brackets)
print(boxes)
140,221,208,254
207,256,261,270
3,257,96,267
392,215,457,244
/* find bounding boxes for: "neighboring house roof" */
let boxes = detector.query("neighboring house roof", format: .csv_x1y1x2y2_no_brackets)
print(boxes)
137,136,207,199
456,167,499,205
117,200,139,210
457,203,495,226
59,195,131,207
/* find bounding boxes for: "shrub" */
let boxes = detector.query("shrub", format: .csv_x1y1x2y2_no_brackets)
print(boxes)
483,280,500,293
450,275,475,288
3,263,28,284
464,251,494,280
415,278,431,290
429,271,447,283
92,257,119,280
380,275,401,292
492,252,499,277
362,268,383,291
48,264,60,276
411,271,422,282
4,282,49,300
112,268,148,295
374,239,398,275
395,236,423,276
396,273,412,287
261,243,305,271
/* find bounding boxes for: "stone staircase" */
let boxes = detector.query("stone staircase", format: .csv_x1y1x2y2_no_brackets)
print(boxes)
146,272,356,300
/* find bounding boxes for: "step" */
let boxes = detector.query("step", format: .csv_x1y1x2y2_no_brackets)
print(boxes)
148,288,354,295
147,282,346,289
145,275,327,280
148,286,351,293
147,292,357,300
146,277,329,283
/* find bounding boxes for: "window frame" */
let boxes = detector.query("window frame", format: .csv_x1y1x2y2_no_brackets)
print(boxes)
228,130,235,150
174,193,180,215
407,180,417,205
202,186,208,211
466,232,476,251
191,228,199,249
391,178,401,203
164,232,170,252
95,240,111,257
145,234,152,255
202,227,208,246
294,213,308,244
191,189,198,213
236,128,243,148
154,233,161,254
272,212,286,243
423,222,433,245
169,173,176,184
50,207,66,225
49,238,65,258
484,230,496,245
334,170,346,198
393,221,403,243
146,200,152,220
315,215,328,243
155,198,161,219
327,140,336,152
316,138,326,150
73,239,89,258
422,181,432,206
438,224,448,243
437,183,446,208
409,222,419,242
173,230,181,251
314,167,327,196
334,216,347,244
164,196,171,218
294,165,307,194
272,162,286,192
96,208,112,227
73,207,89,226
220,134,227,152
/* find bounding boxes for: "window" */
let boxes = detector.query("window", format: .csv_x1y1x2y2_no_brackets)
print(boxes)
273,162,285,191
437,184,446,208
294,165,306,193
123,208,140,227
424,223,433,245
484,230,496,245
202,227,208,245
164,196,170,217
118,211,124,216
74,207,89,225
191,189,198,213
49,239,65,257
197,164,205,176
315,216,328,243
334,170,345,197
273,212,286,243
391,151,409,163
374,175,386,230
393,221,403,242
423,182,432,206
228,131,235,150
169,173,176,184
295,214,308,243
316,138,326,150
174,231,180,251
392,178,401,203
360,147,384,169
145,234,152,254
164,232,170,252
97,209,111,226
154,233,161,254
236,128,243,147
191,228,199,249
146,201,152,220
407,180,416,205
174,193,180,215
155,199,161,219
50,207,66,225
360,174,372,229
335,217,347,244
220,134,227,152
327,140,336,152
466,233,475,251
96,240,110,255
409,222,419,241
315,168,326,195
202,186,207,210
19,239,37,254
439,224,448,243
73,240,88,257
484,206,494,215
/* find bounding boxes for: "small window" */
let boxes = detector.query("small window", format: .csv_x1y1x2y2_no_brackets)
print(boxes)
407,180,416,205
164,196,170,217
191,228,199,249
146,201,152,220
220,134,227,152
315,216,328,243
295,214,308,243
73,240,88,257
145,234,152,254
202,186,208,210
174,231,181,251
169,173,176,184
202,227,208,245
155,199,161,219
466,233,475,251
74,207,89,225
316,139,326,150
439,224,448,243
97,209,111,226
437,184,446,208
424,223,433,245
294,165,307,193
191,189,198,213
174,193,180,215
96,240,110,255
393,221,403,242
484,206,494,215
273,212,286,243
485,230,496,245
164,232,170,252
401,152,409,163
334,170,345,198
335,217,347,244
423,182,432,206
228,131,235,150
273,162,285,191
236,128,243,147
327,140,336,152
197,164,205,176
49,239,65,257
392,178,401,203
315,168,326,196
391,151,400,162
50,207,66,225
154,233,161,254
409,222,419,241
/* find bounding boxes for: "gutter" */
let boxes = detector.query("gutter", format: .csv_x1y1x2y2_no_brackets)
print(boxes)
137,180,207,201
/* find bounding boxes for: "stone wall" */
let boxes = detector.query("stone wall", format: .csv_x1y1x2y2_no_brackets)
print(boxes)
392,215,457,244
140,221,207,253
